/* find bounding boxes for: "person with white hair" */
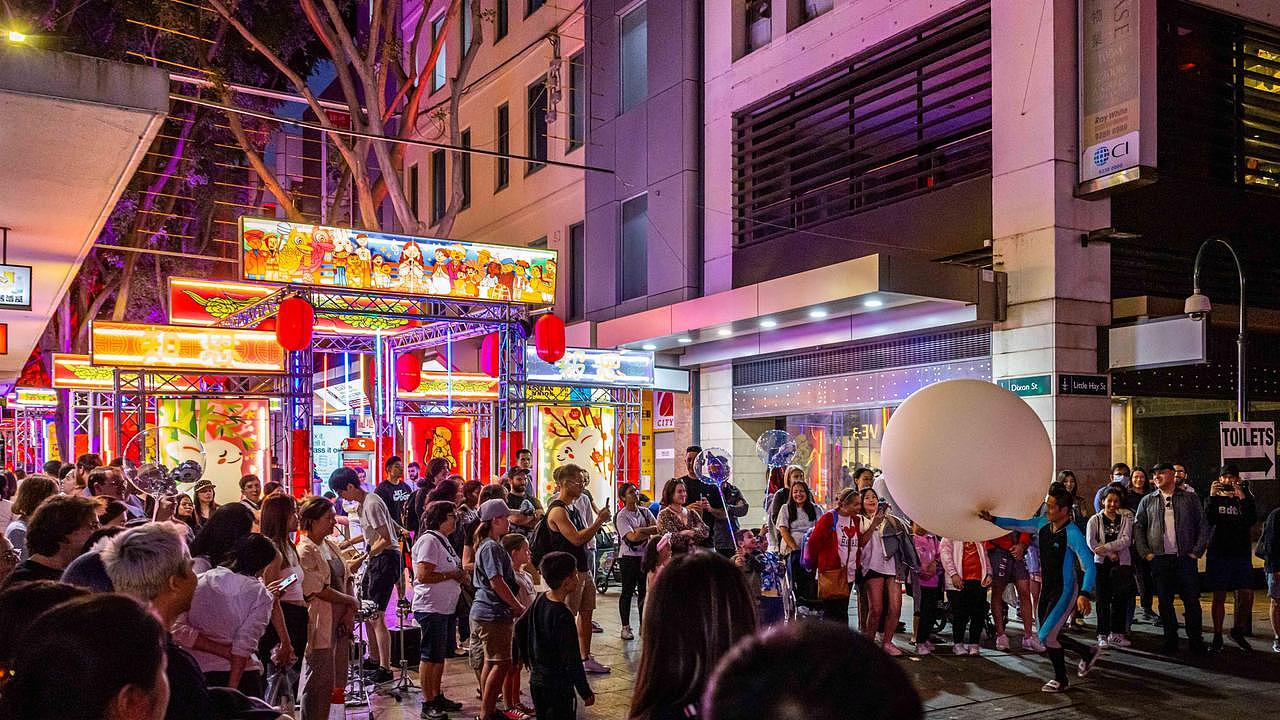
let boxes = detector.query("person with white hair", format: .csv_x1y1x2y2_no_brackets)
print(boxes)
102,522,213,720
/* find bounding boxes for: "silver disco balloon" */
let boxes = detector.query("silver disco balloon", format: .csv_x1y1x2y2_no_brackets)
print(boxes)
694,447,732,487
755,430,796,469
121,426,206,498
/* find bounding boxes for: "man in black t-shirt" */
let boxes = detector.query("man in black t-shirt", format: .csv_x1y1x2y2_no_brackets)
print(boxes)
674,445,717,549
1205,464,1257,652
374,455,411,536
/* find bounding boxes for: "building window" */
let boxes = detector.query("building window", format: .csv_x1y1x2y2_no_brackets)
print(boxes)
569,222,585,319
460,129,472,209
430,14,447,92
495,0,508,41
527,75,548,174
430,149,446,223
568,51,585,152
530,236,548,248
460,0,474,52
408,163,420,218
731,2,992,246
620,3,648,113
496,103,510,190
619,194,647,301
527,0,546,17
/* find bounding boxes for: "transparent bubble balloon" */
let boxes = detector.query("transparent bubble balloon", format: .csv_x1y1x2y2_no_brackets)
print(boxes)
122,426,206,497
694,447,733,487
755,430,797,469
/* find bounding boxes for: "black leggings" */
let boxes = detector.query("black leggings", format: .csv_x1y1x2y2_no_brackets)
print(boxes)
916,585,942,643
618,555,646,627
260,602,309,674
1094,561,1134,636
947,580,987,645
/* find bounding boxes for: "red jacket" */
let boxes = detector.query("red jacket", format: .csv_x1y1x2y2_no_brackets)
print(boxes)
803,509,856,573
984,531,1031,552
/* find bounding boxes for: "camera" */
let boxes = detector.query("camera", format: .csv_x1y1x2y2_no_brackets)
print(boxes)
1184,292,1212,321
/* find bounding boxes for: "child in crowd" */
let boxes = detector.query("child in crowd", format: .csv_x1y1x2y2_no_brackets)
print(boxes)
502,533,537,718
514,552,596,720
940,536,992,655
911,523,942,655
734,529,783,626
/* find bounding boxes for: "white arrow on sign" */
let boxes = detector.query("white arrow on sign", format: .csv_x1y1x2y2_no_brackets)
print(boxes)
1219,421,1276,481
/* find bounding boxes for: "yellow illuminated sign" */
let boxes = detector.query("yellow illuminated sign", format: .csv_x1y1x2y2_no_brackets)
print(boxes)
91,322,287,374
399,373,500,400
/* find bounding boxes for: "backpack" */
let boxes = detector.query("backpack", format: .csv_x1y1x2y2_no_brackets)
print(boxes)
529,500,564,565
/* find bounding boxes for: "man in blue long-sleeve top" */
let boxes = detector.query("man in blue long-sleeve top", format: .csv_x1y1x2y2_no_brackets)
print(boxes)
981,482,1101,693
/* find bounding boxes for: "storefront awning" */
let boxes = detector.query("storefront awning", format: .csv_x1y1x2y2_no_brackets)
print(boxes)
595,254,1001,367
0,48,169,384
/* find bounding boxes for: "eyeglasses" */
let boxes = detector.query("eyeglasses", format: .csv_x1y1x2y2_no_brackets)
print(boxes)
1164,497,1174,509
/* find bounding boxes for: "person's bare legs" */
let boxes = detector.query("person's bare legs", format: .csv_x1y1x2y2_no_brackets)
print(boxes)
1014,578,1036,632
503,664,523,711
991,578,1008,637
1270,597,1279,642
480,660,508,715
420,660,443,704
1212,591,1227,635
576,608,592,658
863,578,885,641
882,581,903,644
364,617,392,671
1236,589,1255,632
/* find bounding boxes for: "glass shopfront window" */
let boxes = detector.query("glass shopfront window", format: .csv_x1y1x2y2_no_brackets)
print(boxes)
772,407,893,506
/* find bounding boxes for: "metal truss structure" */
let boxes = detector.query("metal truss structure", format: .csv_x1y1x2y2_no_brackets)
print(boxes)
68,389,125,460
11,407,51,473
525,384,644,493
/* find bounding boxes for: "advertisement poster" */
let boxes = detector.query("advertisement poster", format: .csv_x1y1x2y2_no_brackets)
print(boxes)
537,406,615,505
404,416,472,480
312,424,350,487
0,264,33,311
158,398,270,504
240,217,557,304
785,423,828,506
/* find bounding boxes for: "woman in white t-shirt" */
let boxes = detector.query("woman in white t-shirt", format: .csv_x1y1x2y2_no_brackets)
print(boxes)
615,483,658,641
412,500,468,715
776,480,823,556
297,496,360,720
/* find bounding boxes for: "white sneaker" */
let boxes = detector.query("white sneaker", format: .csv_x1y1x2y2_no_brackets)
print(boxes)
1022,636,1046,652
1107,633,1131,648
1041,679,1067,693
620,625,634,641
1096,634,1110,649
583,656,611,674
916,642,933,656
882,642,904,656
953,643,969,656
995,634,1010,650
967,644,981,656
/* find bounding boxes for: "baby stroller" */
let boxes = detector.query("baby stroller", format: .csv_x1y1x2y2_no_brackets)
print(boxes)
781,527,824,621
593,524,619,593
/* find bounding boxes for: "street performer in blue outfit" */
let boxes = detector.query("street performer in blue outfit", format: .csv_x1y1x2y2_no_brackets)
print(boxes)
980,482,1101,693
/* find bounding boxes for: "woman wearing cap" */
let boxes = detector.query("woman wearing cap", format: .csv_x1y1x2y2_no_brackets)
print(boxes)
193,479,220,530
471,497,527,720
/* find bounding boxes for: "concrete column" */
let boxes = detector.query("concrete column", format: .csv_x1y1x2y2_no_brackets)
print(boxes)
991,0,1113,496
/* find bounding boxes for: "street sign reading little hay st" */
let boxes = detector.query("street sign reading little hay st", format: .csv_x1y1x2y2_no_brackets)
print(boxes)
1058,373,1109,396
996,375,1053,398
1219,421,1276,481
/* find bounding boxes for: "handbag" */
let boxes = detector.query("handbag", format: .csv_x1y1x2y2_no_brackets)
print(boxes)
815,510,851,600
263,664,297,717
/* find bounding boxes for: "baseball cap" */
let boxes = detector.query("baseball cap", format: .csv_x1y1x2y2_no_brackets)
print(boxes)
1150,462,1176,473
479,498,510,522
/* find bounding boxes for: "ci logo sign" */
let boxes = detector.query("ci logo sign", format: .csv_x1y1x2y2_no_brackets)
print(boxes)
1093,140,1130,167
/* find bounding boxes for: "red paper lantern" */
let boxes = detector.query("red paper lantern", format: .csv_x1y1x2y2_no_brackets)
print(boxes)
395,353,422,393
534,314,566,363
480,333,501,377
275,297,314,351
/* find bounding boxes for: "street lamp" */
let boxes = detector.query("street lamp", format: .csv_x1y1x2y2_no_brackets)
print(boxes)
1185,236,1248,421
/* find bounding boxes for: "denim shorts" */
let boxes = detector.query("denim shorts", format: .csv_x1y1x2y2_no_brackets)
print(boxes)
1267,570,1280,601
415,611,452,663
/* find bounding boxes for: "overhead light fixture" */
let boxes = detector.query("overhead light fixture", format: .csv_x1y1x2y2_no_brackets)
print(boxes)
759,319,777,329
717,328,732,337
863,298,884,308
677,337,692,344
641,343,657,351
7,30,26,42
808,308,828,319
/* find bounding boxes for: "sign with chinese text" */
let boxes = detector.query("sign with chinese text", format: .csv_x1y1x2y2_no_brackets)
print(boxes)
52,353,114,389
240,217,557,304
398,372,500,400
169,277,419,334
525,347,654,387
1078,0,1157,195
0,264,32,310
13,387,57,408
91,322,287,374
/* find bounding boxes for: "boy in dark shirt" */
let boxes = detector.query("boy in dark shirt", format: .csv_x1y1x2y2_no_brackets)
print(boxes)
515,551,595,719
1205,464,1257,651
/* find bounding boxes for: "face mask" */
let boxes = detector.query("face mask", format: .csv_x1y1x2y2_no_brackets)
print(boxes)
1113,475,1129,484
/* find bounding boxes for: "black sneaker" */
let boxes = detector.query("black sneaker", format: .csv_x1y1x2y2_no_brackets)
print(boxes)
366,667,394,684
420,704,446,720
1229,627,1253,652
1211,633,1224,653
362,658,381,672
435,695,464,711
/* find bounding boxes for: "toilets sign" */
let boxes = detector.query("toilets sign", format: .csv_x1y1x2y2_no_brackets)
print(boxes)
1219,422,1276,481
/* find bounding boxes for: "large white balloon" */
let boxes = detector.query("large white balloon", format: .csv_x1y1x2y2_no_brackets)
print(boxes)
881,379,1051,541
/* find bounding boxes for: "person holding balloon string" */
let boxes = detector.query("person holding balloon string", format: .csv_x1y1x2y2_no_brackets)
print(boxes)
979,482,1102,693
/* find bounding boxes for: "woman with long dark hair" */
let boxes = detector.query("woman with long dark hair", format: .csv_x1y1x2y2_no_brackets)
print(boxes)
629,552,757,720
259,493,307,681
5,475,57,559
1128,468,1156,622
189,502,255,573
856,487,917,655
296,495,359,720
0,593,170,720
192,479,219,529
655,479,709,555
174,494,198,531
776,479,822,555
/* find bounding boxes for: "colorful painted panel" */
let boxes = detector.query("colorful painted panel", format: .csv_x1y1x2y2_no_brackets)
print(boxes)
525,347,654,387
158,398,270,504
240,217,557,304
405,417,473,480
91,322,286,374
536,406,615,506
169,277,417,334
399,373,499,400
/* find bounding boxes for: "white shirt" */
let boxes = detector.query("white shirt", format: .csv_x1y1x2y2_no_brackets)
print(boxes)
359,491,395,554
1160,491,1178,555
411,530,461,614
836,513,860,582
615,507,655,558
185,567,274,674
859,516,898,577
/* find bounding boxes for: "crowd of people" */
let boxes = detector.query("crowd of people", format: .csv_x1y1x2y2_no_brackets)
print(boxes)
0,445,1277,720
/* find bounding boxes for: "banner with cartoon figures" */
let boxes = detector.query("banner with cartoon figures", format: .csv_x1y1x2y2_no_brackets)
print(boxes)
158,398,270,504
240,217,557,304
405,417,472,480
536,406,615,506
